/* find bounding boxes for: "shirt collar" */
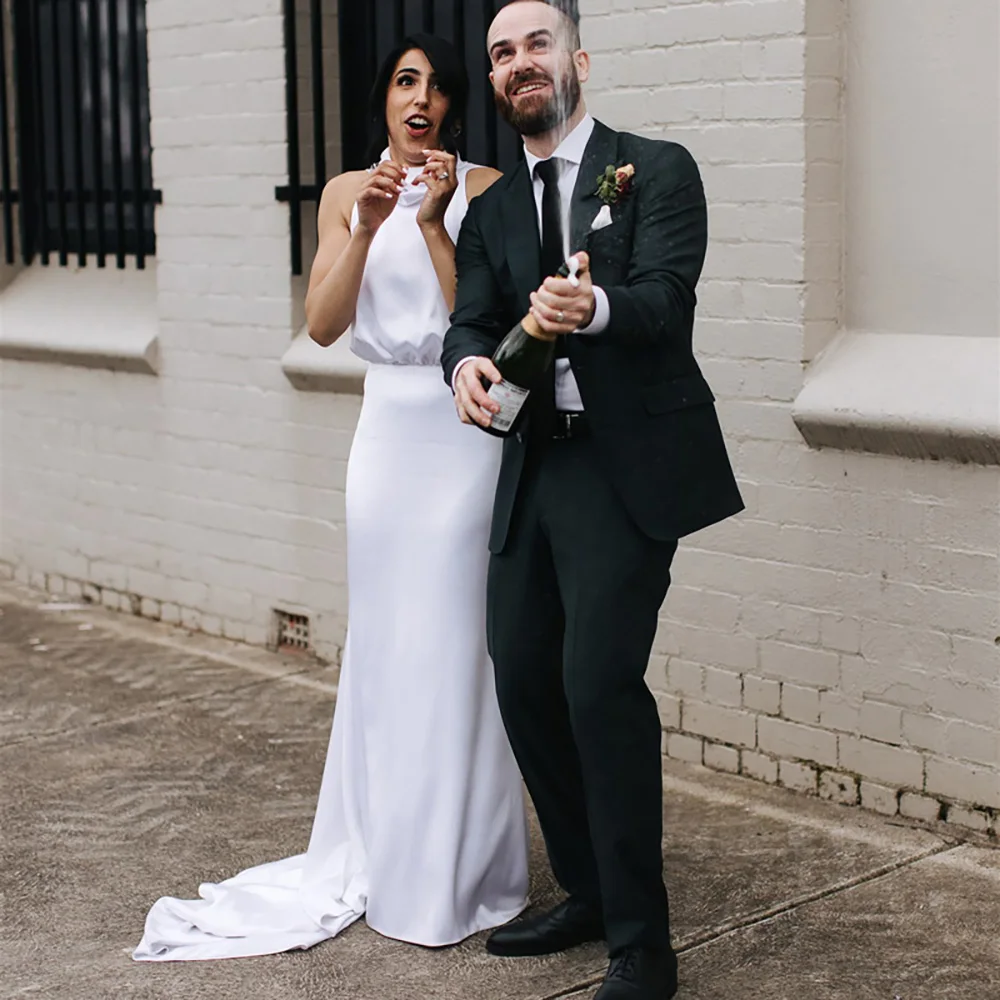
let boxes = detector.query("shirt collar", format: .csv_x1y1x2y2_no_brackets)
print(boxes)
524,113,595,177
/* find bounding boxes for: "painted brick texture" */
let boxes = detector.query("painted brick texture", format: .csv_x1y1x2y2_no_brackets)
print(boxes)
579,0,999,823
0,0,353,661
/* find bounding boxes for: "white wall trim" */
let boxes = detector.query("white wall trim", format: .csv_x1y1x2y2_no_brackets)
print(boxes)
281,326,366,394
793,331,1000,465
0,265,159,374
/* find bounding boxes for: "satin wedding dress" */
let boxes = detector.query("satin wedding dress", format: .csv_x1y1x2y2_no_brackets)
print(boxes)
133,154,529,961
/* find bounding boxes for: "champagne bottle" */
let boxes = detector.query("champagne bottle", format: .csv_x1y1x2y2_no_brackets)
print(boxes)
481,257,578,438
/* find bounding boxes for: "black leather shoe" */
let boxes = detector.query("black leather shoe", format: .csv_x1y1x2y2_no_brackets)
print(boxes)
594,947,679,999
485,897,604,957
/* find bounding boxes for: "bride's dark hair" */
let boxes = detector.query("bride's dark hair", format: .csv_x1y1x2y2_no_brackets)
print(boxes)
365,34,470,166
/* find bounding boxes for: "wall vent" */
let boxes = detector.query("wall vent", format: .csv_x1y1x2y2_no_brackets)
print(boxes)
273,610,310,652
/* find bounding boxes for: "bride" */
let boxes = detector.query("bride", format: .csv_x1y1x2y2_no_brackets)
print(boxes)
133,34,529,961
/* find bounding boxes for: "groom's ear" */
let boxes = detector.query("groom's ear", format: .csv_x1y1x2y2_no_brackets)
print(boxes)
573,49,590,85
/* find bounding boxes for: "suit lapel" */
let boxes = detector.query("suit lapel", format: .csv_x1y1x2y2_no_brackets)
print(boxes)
502,158,542,310
569,120,620,256
502,121,620,303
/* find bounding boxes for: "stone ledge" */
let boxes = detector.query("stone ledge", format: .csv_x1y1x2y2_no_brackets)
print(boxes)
792,331,1000,465
0,265,159,374
281,327,366,394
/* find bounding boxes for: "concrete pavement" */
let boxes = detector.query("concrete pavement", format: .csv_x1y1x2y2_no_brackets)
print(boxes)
1,580,998,1000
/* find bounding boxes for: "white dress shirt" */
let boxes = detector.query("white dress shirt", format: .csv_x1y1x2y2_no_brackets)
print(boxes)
453,113,610,413
522,113,609,411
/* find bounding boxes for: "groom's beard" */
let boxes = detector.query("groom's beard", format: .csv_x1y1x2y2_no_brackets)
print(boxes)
495,64,582,137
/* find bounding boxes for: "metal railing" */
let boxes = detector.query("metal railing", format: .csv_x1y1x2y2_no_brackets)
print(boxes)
0,0,160,269
277,0,519,276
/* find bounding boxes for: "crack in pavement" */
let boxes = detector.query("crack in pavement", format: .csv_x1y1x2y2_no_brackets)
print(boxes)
676,841,959,952
540,842,961,1000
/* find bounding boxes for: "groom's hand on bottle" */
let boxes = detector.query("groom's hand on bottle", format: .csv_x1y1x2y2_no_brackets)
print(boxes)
455,358,502,428
529,252,595,335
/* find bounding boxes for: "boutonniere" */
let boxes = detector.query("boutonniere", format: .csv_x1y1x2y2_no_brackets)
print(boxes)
595,162,635,206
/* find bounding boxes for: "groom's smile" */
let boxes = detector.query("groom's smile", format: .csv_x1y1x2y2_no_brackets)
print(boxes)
510,74,552,99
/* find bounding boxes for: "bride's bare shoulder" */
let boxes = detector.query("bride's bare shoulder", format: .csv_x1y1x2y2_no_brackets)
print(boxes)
318,170,369,225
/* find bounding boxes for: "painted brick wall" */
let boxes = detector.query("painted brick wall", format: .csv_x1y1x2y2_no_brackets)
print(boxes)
581,0,999,829
0,0,356,661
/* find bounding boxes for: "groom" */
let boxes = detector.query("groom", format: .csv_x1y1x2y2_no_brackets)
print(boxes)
443,2,742,997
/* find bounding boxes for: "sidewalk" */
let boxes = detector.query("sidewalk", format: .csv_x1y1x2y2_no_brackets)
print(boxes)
1,580,997,1000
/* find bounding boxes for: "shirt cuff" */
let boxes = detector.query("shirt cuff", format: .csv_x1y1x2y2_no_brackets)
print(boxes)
451,355,481,392
576,286,610,335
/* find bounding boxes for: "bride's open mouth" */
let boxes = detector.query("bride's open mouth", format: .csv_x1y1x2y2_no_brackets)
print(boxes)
404,115,433,139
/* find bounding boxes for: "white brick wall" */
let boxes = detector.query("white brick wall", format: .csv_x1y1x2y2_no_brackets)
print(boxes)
0,0,354,661
1,1,997,833
582,0,999,830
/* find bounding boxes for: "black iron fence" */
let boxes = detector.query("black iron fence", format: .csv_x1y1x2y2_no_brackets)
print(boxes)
277,0,519,275
0,0,159,269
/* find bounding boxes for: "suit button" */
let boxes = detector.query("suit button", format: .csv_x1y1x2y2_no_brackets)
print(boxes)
515,432,524,443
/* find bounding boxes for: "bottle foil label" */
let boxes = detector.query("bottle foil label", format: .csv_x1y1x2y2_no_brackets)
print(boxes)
486,379,529,433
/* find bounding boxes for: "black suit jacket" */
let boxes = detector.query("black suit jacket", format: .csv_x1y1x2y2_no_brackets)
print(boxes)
442,120,744,553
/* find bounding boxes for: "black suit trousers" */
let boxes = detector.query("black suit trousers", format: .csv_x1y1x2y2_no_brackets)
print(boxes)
486,435,677,956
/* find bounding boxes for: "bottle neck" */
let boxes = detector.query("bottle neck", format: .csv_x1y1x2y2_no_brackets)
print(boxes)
522,311,558,343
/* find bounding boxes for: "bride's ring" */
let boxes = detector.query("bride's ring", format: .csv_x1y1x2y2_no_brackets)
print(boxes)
556,310,565,323
439,171,449,181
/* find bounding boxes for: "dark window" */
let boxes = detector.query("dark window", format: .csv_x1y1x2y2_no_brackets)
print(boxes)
0,0,160,269
277,0,518,274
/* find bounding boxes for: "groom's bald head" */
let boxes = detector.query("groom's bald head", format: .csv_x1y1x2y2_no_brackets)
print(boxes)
497,0,581,51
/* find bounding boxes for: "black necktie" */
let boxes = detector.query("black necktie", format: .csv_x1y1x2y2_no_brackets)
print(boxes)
535,157,565,279
535,158,566,359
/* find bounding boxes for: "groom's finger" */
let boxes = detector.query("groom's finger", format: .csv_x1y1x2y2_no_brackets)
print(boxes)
456,359,501,427
531,290,586,331
474,357,502,388
458,389,494,428
541,274,591,299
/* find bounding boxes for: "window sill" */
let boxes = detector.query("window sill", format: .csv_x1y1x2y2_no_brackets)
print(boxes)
0,264,159,374
792,331,1000,465
281,327,366,394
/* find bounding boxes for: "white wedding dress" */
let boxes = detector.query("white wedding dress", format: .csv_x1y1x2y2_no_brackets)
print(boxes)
133,154,529,961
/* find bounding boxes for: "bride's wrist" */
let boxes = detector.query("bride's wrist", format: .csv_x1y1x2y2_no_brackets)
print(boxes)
418,218,446,236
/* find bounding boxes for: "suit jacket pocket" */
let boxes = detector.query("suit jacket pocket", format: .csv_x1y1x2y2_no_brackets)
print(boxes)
641,373,715,415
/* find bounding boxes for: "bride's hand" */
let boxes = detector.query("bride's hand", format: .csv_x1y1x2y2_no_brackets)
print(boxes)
415,150,458,230
356,162,406,237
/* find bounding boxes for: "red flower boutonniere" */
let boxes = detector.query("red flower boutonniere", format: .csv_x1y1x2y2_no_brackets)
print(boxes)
595,162,635,206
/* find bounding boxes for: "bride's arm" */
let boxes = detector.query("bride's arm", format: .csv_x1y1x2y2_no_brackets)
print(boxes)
306,164,405,347
418,164,502,315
